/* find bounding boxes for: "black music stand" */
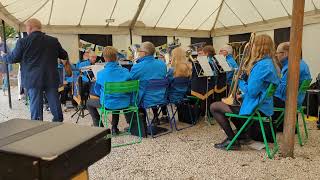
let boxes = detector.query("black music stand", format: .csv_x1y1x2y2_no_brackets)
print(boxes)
191,56,218,125
71,70,90,123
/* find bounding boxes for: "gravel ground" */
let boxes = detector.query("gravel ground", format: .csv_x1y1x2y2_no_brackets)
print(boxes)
0,87,319,180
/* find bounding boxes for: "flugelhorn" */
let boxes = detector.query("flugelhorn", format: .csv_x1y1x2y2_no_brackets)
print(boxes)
222,33,256,106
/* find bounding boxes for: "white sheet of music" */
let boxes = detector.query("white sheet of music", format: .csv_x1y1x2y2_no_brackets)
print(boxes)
214,55,232,72
197,56,214,77
90,63,105,77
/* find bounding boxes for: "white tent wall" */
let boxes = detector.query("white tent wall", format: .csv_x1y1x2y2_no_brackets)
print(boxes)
48,33,79,64
302,23,320,82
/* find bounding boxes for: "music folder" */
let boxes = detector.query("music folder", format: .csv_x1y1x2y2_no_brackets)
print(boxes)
214,54,232,72
197,56,214,77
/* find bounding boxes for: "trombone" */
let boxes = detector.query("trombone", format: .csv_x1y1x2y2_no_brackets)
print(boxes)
222,33,256,106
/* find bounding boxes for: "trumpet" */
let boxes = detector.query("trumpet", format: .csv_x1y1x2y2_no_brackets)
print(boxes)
222,33,256,106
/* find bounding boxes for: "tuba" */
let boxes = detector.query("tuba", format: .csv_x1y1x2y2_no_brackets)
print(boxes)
222,33,256,106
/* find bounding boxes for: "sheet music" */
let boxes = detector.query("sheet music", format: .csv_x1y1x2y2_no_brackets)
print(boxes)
197,56,214,77
214,55,232,72
90,63,105,77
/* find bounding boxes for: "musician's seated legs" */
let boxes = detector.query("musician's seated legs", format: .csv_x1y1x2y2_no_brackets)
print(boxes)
87,99,103,127
111,113,120,134
210,101,241,150
151,106,169,124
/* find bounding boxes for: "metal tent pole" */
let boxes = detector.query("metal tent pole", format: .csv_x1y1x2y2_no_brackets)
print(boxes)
1,19,12,109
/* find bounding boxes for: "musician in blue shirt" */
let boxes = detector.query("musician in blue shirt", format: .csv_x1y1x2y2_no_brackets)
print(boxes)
0,18,71,122
130,42,167,127
273,42,311,129
219,45,238,85
210,34,280,150
87,46,131,134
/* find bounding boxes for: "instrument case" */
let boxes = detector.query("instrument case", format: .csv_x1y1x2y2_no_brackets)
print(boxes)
0,119,111,180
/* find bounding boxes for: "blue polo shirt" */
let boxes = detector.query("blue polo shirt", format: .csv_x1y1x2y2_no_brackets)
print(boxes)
94,61,131,109
130,55,167,107
239,56,280,116
274,57,311,106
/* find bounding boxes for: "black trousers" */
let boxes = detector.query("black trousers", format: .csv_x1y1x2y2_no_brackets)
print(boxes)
86,99,120,127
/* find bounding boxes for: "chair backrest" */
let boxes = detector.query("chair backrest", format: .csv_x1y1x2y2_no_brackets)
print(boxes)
145,78,169,90
265,83,278,99
141,78,169,108
170,77,190,88
298,79,312,93
103,80,140,106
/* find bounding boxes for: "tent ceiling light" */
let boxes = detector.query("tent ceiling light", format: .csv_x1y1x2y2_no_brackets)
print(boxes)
106,19,115,23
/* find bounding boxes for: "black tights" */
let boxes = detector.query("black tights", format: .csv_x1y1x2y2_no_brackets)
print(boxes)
210,102,244,140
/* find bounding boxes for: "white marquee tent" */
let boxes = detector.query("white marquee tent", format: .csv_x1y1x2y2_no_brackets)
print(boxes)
0,0,319,80
0,0,320,37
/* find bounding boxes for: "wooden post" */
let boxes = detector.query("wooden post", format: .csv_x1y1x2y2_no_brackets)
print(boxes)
282,0,305,157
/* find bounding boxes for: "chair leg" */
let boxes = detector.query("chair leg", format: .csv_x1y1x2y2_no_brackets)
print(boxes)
295,113,303,146
169,104,178,130
300,109,308,140
275,111,285,129
269,117,279,157
136,110,142,143
258,118,272,159
226,116,253,151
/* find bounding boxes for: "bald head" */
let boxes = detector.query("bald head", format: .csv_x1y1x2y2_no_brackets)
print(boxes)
139,41,155,56
276,42,290,62
25,18,42,35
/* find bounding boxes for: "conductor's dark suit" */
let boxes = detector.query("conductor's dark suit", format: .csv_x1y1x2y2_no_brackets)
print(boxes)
1,31,69,121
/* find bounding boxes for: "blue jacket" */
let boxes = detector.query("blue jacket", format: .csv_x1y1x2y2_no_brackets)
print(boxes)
1,31,68,89
226,54,238,85
94,62,131,109
239,56,280,116
130,55,167,107
167,68,189,103
274,58,311,106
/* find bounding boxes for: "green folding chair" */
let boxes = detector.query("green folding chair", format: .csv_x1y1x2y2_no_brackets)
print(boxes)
274,79,312,146
99,80,142,148
225,83,278,159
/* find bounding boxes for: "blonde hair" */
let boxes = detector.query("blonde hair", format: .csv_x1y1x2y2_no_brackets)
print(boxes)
245,34,279,75
103,46,118,61
171,47,192,78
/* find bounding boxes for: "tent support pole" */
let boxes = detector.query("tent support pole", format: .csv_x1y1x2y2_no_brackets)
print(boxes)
282,0,305,158
129,29,133,45
1,19,12,109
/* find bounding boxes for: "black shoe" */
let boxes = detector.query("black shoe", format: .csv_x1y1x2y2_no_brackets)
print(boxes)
214,138,240,150
112,126,120,135
317,121,320,129
238,133,252,145
160,116,170,123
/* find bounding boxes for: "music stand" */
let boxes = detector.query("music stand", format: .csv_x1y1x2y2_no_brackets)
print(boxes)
71,69,90,123
192,56,218,125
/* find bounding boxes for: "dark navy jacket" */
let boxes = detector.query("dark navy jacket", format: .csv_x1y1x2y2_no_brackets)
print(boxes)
1,31,68,89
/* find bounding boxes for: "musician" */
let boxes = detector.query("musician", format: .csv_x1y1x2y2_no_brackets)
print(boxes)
130,41,167,124
197,47,205,56
219,45,238,85
210,34,280,150
273,42,311,130
154,47,193,123
87,46,131,134
0,18,71,121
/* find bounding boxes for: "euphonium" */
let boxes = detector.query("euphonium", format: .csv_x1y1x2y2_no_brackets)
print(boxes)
222,33,256,106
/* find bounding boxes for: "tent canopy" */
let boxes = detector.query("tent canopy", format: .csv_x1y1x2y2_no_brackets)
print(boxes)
0,0,320,36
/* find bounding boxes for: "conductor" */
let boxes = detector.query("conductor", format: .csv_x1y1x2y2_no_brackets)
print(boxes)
0,18,71,122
